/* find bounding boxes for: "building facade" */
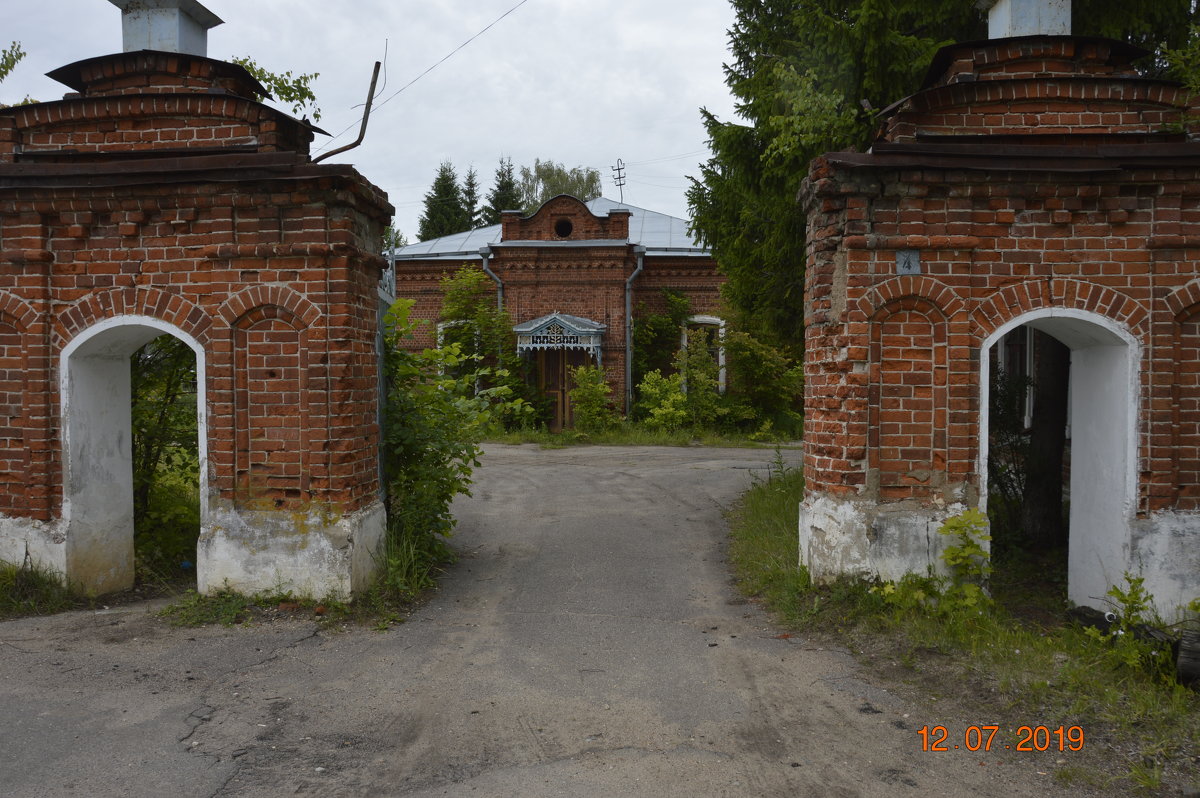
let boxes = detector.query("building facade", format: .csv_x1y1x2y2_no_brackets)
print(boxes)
800,4,1200,616
391,195,722,430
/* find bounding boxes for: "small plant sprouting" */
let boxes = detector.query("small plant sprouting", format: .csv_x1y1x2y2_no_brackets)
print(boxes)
1084,572,1176,680
939,508,992,584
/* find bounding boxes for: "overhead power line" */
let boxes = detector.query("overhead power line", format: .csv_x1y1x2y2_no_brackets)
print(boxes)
314,0,532,155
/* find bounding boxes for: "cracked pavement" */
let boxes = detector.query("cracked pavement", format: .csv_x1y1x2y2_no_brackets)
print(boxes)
0,445,1096,797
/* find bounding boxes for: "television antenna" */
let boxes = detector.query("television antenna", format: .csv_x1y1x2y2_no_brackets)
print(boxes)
610,158,627,204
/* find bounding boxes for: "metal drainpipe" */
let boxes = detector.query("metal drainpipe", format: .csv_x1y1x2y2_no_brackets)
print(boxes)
480,246,502,309
624,245,646,415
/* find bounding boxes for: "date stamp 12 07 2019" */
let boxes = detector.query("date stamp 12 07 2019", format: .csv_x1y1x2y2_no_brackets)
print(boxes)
918,725,1085,752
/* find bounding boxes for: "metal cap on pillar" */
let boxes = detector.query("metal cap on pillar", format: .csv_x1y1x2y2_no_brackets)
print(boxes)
108,0,224,57
980,0,1071,38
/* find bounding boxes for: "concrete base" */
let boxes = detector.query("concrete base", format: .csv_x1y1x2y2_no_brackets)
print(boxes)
1128,512,1200,623
798,491,969,584
0,515,68,580
801,493,1200,622
198,500,386,599
0,514,134,596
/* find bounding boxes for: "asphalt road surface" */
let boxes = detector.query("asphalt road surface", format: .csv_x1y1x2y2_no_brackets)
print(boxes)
0,445,1094,797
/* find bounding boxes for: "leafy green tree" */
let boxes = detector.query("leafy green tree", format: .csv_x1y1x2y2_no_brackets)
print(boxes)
438,264,542,427
632,290,692,390
480,157,522,225
689,1,1195,350
231,55,321,122
417,161,470,241
688,1,983,349
518,159,602,212
379,299,526,588
0,41,24,84
130,335,200,577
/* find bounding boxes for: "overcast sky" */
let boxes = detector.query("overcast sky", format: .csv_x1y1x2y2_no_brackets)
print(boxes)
3,0,740,240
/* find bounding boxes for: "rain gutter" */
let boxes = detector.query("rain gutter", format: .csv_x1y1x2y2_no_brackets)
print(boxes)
624,244,646,415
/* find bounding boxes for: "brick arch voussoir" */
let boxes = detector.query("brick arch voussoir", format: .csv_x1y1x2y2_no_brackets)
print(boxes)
855,275,964,322
54,287,213,350
220,284,322,330
971,279,1148,341
0,291,39,333
1166,280,1200,320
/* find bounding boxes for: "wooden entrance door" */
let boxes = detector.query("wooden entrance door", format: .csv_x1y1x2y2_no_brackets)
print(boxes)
537,349,588,432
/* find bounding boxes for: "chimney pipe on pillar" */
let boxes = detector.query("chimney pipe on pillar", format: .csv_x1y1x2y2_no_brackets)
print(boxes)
981,0,1071,38
108,0,223,57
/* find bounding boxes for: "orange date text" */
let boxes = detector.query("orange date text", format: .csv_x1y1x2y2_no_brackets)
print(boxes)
917,725,1084,752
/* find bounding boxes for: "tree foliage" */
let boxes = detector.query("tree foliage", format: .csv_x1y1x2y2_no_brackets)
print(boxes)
632,290,692,390
480,157,522,226
130,335,200,577
688,0,1197,350
231,56,321,122
438,264,541,427
688,1,983,349
518,158,602,213
418,160,470,241
0,41,25,85
462,166,482,231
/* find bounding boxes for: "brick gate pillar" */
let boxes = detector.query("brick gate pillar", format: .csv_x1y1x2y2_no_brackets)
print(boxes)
0,38,393,597
798,31,1200,617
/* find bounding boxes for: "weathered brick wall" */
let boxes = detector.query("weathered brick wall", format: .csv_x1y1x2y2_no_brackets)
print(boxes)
0,47,392,581
803,163,1200,509
500,196,630,241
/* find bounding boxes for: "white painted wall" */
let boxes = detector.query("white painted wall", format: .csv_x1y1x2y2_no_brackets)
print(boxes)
1066,342,1132,607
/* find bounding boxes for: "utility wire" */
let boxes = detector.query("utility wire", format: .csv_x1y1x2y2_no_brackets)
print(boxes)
314,0,531,155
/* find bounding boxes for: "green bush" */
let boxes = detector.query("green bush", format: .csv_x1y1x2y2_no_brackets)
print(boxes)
723,330,803,436
568,364,618,433
438,264,544,429
376,298,530,602
636,369,688,430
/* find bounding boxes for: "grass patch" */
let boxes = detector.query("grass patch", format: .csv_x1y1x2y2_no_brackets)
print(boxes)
486,424,799,449
0,556,79,619
727,466,1200,793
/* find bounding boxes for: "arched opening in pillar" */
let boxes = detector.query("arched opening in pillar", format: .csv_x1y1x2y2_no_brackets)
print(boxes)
980,310,1137,615
62,317,206,596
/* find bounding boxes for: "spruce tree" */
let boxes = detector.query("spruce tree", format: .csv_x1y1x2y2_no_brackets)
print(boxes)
480,157,522,226
417,160,469,241
687,0,1195,349
462,167,482,230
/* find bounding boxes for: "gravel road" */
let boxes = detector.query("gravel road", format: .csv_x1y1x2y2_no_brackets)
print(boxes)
0,444,1100,797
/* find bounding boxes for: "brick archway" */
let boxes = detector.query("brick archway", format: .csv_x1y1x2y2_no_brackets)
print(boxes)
60,316,207,594
979,308,1140,609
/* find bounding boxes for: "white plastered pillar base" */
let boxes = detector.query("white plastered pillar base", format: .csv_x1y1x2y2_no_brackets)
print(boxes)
197,499,386,599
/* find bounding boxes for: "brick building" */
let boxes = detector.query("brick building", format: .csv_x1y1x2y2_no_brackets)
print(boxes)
391,195,722,430
799,0,1199,616
0,1,393,596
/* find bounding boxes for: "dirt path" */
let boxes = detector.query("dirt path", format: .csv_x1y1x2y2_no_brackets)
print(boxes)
0,445,1110,797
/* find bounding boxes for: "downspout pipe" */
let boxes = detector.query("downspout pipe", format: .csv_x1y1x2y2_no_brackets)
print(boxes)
625,245,646,416
479,246,502,309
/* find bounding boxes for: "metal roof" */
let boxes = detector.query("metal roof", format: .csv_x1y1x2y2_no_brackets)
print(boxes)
392,197,708,260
